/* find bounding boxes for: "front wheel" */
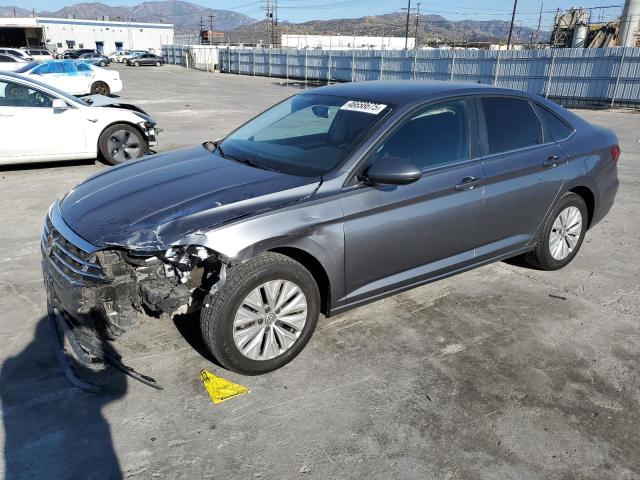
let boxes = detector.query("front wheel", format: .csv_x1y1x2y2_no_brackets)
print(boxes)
99,60,106,67
98,124,147,165
524,192,588,270
90,81,110,95
200,252,320,375
155,61,161,67
134,61,140,67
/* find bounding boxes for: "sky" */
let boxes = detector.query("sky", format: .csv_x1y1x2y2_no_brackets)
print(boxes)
15,0,625,29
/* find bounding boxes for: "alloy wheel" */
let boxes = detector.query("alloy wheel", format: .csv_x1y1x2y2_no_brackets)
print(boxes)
94,83,108,95
549,206,583,260
107,130,141,163
232,280,308,361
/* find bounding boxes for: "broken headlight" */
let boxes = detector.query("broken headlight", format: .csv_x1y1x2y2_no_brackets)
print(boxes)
163,246,215,284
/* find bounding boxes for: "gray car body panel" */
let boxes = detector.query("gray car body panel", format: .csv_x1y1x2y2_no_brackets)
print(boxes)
55,81,619,315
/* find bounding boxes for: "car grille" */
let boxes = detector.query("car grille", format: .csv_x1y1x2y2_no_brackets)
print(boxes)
41,216,108,285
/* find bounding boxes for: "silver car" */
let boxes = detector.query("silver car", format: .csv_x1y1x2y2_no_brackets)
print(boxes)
42,81,619,390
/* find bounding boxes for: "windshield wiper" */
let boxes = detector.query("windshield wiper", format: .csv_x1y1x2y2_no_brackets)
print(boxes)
208,141,281,173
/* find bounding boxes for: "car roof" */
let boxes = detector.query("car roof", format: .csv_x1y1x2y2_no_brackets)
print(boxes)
0,53,25,61
306,80,534,106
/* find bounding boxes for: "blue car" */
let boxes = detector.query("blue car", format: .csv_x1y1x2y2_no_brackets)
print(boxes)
77,52,110,67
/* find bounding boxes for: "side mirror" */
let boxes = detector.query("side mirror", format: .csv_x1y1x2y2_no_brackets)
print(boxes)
362,155,422,186
52,99,68,111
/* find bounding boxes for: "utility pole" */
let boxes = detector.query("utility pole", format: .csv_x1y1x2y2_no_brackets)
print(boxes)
274,0,279,47
506,0,518,50
404,0,412,50
534,0,543,46
414,2,421,49
261,0,272,46
208,15,215,45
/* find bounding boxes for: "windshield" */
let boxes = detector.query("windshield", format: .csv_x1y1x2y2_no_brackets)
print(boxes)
219,93,392,176
15,62,39,73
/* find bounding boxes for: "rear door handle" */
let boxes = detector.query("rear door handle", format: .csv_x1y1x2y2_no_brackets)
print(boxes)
455,176,480,191
543,155,564,168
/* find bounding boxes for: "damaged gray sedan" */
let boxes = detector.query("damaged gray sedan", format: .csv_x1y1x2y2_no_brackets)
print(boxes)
42,81,619,388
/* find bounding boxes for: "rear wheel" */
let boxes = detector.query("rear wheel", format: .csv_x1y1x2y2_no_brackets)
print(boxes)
524,192,588,270
98,124,147,165
200,252,320,374
90,81,110,95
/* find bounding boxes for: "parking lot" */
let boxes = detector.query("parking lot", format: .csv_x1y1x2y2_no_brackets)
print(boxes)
1,64,639,479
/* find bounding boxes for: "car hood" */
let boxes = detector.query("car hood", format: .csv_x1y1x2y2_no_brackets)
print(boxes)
83,94,149,116
59,146,321,251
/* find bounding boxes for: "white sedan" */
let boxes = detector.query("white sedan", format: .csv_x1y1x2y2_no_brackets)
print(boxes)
0,71,160,166
15,60,122,96
0,54,29,71
108,50,132,63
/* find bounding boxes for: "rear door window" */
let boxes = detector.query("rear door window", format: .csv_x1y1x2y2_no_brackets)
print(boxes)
62,61,77,74
480,97,543,154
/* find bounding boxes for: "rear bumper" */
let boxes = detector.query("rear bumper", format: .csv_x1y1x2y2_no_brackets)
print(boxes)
109,78,123,94
591,167,619,229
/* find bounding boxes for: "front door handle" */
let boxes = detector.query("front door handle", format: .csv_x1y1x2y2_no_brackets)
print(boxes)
455,176,479,191
543,155,562,168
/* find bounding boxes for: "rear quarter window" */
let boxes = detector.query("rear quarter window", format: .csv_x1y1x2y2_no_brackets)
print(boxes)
481,97,543,154
535,105,574,141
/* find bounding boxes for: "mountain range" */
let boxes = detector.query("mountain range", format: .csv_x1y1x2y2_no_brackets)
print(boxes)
0,1,255,32
235,13,545,44
0,1,547,43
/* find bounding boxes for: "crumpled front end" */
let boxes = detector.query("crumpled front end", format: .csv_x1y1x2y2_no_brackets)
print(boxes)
41,202,225,391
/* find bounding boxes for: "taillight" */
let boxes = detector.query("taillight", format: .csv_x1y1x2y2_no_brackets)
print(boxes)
611,144,620,165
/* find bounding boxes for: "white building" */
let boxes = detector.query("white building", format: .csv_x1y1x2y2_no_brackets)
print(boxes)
0,17,174,54
281,34,415,50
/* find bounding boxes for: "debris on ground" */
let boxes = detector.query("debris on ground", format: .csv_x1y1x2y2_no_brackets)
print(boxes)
200,369,250,404
549,293,568,300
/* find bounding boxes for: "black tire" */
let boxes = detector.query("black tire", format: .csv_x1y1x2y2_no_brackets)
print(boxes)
524,192,588,271
200,252,320,375
134,61,140,67
90,81,110,95
98,124,147,166
99,60,106,67
155,61,161,67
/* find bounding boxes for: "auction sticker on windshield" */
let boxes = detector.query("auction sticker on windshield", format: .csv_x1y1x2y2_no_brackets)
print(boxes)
340,100,387,114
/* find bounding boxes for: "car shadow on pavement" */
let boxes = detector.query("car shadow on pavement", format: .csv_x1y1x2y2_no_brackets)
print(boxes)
1,316,126,480
0,159,95,172
172,312,223,368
